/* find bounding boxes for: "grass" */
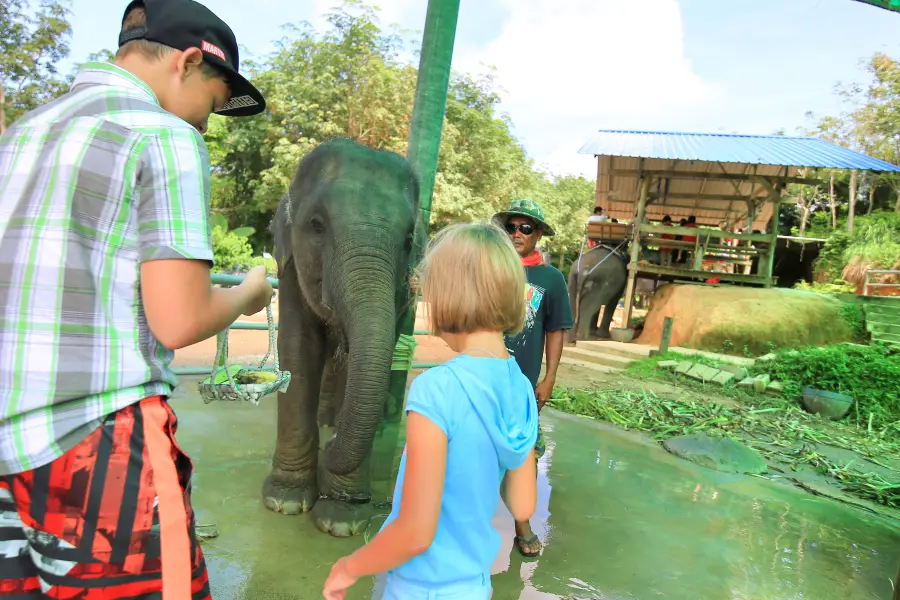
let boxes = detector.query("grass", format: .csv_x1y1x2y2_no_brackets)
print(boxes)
625,350,726,379
625,351,752,400
549,385,900,508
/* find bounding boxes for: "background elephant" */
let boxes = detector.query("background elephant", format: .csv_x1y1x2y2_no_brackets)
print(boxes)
264,138,420,537
566,245,628,343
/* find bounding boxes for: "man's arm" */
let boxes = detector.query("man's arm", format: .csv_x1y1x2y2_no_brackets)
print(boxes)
535,329,564,409
142,260,268,349
535,268,575,407
543,330,565,384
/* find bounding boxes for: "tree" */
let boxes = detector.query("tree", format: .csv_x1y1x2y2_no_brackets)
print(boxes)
0,0,72,133
205,2,544,248
530,173,595,267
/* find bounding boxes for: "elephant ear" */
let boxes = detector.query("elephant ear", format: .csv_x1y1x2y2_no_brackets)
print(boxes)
271,195,292,278
412,213,428,259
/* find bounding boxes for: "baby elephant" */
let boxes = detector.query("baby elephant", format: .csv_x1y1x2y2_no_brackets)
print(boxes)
263,138,420,537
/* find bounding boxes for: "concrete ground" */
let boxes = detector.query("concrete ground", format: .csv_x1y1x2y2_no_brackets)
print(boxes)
170,378,900,600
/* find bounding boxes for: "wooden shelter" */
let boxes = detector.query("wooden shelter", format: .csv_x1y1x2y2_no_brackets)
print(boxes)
577,130,900,325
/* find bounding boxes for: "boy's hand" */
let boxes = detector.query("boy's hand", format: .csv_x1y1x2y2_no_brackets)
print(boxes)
241,266,274,316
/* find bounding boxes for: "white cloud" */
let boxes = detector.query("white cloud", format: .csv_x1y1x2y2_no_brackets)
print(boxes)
453,0,725,177
300,0,722,179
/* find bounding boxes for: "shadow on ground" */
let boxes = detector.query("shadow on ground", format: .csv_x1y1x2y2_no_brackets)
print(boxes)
169,377,900,600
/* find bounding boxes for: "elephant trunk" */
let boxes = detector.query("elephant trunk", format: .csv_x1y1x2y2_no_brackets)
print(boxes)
324,239,397,476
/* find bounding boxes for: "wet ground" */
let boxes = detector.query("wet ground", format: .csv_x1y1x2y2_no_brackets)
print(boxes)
170,377,900,600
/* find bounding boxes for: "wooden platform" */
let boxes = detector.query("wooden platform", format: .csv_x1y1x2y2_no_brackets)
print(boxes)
630,263,771,286
586,221,632,243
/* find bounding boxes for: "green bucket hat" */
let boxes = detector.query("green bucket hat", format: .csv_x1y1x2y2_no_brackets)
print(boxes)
492,198,556,237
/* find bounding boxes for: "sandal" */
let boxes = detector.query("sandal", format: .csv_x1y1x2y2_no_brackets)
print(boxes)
514,534,541,557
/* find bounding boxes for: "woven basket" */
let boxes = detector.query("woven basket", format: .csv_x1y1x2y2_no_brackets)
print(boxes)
198,304,291,405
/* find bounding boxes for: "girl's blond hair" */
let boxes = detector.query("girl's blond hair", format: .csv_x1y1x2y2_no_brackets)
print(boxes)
417,222,526,336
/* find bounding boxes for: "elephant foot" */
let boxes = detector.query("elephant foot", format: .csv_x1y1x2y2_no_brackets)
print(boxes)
311,497,373,538
261,473,318,516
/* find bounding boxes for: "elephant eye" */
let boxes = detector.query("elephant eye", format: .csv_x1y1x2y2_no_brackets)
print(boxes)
309,215,325,234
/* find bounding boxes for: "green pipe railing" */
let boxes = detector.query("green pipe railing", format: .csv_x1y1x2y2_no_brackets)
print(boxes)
226,321,430,335
212,273,280,289
173,363,443,376
170,273,439,375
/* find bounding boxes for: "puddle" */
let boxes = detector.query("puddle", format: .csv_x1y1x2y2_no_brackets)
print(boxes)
170,380,900,600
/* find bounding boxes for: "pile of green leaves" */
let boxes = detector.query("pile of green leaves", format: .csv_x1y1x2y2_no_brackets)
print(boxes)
549,386,900,507
754,344,900,430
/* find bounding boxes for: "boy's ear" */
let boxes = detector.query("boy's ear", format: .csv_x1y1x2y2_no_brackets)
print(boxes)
178,47,205,77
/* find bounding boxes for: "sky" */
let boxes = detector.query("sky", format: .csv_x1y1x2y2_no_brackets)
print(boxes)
62,0,900,178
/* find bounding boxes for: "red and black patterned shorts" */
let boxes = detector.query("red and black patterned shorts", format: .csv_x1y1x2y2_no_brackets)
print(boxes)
0,396,211,599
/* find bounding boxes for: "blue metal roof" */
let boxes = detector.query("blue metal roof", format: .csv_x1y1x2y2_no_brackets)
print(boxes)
577,130,900,172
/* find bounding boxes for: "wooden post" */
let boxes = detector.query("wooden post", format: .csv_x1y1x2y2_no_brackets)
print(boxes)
659,316,674,353
692,234,704,271
621,176,651,328
763,199,781,287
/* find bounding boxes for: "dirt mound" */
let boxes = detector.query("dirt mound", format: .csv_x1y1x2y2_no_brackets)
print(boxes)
635,284,854,354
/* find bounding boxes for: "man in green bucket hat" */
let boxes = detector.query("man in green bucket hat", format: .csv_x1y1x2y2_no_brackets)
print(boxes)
492,198,573,558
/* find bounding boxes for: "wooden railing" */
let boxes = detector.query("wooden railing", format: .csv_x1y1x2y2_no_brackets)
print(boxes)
863,270,900,296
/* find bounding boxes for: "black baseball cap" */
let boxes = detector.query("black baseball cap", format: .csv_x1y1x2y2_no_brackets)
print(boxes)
118,0,266,117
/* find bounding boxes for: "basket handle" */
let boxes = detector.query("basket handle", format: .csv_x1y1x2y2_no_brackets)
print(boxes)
256,303,280,373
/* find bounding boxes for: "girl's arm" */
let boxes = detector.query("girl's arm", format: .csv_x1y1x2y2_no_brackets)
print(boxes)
501,448,537,522
344,411,447,577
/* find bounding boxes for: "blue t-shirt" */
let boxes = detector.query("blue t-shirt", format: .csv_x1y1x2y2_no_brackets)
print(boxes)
381,354,539,586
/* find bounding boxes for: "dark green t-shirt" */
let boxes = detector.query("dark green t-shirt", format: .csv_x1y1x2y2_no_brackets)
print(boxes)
504,264,574,388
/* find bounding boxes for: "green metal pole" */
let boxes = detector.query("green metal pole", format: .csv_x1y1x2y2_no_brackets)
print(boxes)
406,0,461,229
374,0,461,504
384,0,460,415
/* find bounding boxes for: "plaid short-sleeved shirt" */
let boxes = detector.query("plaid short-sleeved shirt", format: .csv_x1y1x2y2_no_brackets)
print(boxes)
0,62,215,475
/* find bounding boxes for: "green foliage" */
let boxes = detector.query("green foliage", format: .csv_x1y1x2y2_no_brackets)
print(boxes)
793,279,856,294
211,227,254,273
813,211,900,282
530,173,596,256
211,226,276,274
839,303,870,343
0,0,72,131
843,212,900,267
815,230,852,281
755,344,900,431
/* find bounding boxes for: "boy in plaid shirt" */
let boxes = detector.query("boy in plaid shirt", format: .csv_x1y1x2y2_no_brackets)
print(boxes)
0,1,272,596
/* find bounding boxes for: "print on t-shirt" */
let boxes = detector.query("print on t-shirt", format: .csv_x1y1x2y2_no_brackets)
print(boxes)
523,282,545,333
505,264,573,389
509,281,545,360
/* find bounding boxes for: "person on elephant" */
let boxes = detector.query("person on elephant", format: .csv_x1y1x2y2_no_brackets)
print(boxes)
675,217,688,263
659,215,675,267
587,205,609,224
322,222,539,600
493,198,574,557
681,215,698,265
0,1,272,597
586,205,608,249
